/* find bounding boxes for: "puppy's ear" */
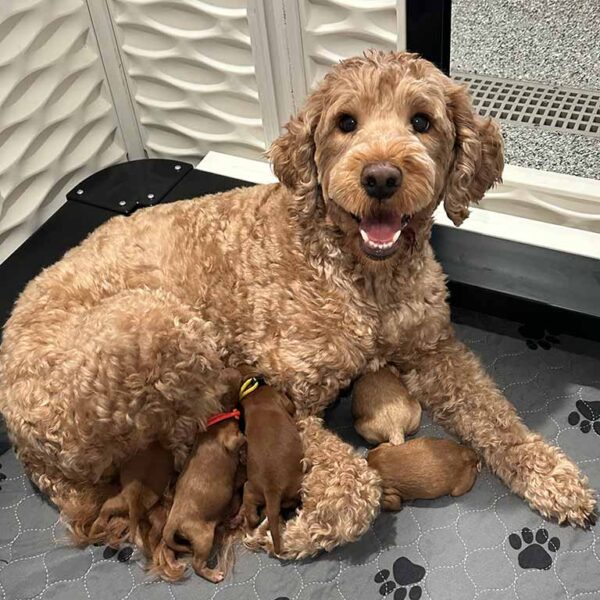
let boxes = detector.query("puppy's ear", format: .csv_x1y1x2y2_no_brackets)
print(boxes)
223,430,246,454
443,83,504,225
267,92,323,191
216,367,242,410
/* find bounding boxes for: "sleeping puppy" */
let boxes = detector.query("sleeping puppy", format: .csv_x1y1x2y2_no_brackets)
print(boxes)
367,437,479,511
352,367,421,445
89,442,174,544
163,417,245,583
238,377,304,555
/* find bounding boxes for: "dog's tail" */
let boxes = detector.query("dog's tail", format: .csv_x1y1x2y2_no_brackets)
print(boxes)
264,489,283,555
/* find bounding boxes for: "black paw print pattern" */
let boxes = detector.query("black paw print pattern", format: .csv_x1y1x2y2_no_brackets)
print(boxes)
518,324,560,350
509,528,560,570
0,463,6,490
568,400,600,436
101,545,134,562
375,557,425,599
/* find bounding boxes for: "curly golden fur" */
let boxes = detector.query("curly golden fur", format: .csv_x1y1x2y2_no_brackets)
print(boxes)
0,51,595,564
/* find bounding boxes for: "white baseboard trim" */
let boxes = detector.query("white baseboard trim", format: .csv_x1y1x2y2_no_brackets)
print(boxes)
197,152,600,260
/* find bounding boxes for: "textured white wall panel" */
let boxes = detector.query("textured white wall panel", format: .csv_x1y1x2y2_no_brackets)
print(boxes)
299,0,398,89
109,0,267,163
0,0,127,263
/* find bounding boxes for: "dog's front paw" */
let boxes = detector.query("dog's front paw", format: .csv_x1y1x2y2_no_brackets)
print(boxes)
508,440,597,528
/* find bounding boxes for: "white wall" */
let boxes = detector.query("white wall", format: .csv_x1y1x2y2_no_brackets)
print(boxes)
1,0,595,264
0,0,127,264
299,0,399,89
107,0,267,163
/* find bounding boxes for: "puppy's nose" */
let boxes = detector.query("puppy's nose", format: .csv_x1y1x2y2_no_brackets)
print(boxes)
361,163,402,200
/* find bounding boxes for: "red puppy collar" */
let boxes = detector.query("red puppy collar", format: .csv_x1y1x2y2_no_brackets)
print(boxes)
206,408,241,428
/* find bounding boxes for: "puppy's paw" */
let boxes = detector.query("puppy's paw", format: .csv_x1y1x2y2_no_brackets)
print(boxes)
380,487,402,512
198,567,224,583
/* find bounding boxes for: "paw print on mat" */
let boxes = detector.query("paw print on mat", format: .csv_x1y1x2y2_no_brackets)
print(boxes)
518,324,560,350
568,400,600,436
101,545,134,562
375,557,425,599
509,528,560,570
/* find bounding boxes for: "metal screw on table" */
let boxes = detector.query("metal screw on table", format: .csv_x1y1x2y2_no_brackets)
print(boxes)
76,189,84,195
119,200,126,206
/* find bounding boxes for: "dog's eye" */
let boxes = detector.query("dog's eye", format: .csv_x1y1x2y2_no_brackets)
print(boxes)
411,114,430,133
338,114,357,133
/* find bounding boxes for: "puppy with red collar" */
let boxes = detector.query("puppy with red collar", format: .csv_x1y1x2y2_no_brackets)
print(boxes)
162,370,246,583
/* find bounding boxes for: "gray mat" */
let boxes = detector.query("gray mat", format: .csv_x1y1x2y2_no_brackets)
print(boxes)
1,309,599,600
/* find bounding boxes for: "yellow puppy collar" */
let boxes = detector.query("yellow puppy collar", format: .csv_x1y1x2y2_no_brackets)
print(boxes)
239,376,263,401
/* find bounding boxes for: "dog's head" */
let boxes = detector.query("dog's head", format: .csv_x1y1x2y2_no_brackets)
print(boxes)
269,50,503,263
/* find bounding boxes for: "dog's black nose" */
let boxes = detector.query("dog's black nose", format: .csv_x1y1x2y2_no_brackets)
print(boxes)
361,163,402,200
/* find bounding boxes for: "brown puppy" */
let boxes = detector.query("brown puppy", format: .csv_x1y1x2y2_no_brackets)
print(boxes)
367,438,479,511
352,368,421,445
139,496,187,582
89,442,174,544
163,418,245,583
239,378,304,556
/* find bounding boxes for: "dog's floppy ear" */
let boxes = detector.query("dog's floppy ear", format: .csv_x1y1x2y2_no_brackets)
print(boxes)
443,83,504,226
268,92,323,191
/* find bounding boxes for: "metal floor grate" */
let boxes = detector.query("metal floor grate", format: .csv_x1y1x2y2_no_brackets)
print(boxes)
453,72,600,138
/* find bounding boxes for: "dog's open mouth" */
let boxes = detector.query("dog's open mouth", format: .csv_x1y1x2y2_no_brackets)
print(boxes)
358,212,411,259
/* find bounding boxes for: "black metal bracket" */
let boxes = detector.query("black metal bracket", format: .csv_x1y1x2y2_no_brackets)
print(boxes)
67,159,193,215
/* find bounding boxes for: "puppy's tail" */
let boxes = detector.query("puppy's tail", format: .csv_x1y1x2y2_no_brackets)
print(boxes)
123,481,144,540
148,540,188,582
163,520,190,554
264,490,283,556
388,431,405,445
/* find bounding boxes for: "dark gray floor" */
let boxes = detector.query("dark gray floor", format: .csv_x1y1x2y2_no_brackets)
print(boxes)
451,0,600,179
1,308,599,600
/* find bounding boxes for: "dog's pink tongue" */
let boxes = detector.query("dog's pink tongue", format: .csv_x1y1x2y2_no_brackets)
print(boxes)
360,213,403,243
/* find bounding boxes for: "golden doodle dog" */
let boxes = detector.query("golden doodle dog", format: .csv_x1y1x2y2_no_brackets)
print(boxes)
0,50,595,563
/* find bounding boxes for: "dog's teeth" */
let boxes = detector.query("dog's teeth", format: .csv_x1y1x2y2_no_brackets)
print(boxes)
392,230,402,243
361,234,400,250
